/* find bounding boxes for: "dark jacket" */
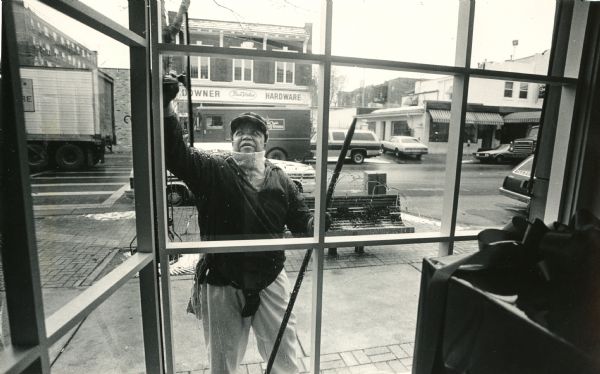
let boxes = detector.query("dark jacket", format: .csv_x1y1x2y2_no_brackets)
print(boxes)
164,113,312,291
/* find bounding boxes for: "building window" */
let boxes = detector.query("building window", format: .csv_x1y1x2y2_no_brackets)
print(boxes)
233,58,253,81
519,82,529,99
232,42,255,82
504,82,514,97
196,115,223,130
52,31,57,40
43,26,49,36
191,42,211,79
275,61,294,84
274,46,296,84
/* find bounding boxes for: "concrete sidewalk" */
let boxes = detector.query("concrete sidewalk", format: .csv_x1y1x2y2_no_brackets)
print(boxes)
2,205,477,373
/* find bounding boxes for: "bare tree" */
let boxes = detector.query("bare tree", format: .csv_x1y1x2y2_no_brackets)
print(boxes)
161,0,191,44
161,0,191,74
308,67,347,107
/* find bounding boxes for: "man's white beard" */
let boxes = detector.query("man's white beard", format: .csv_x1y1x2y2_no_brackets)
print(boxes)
232,151,266,189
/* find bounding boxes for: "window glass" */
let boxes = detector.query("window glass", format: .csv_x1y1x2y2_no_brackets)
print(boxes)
11,0,136,316
354,132,377,141
332,132,346,141
169,259,311,372
519,82,529,99
471,0,555,73
332,0,458,65
0,253,11,352
457,78,541,231
324,67,448,241
504,82,514,98
172,0,322,53
164,56,317,240
314,242,477,372
49,282,146,372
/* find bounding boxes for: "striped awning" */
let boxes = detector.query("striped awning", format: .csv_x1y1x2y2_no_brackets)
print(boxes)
503,111,542,123
428,109,504,126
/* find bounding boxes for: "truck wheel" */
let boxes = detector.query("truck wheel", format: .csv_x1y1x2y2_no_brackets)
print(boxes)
351,151,365,164
266,148,287,160
166,185,185,206
27,144,49,171
55,143,85,170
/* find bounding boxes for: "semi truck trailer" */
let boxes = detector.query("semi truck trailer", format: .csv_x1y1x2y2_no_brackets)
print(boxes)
21,67,115,171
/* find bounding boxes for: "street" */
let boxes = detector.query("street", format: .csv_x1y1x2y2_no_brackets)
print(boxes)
29,152,527,229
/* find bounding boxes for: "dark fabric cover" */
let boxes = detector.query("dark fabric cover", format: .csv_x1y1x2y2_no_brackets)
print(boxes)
443,273,600,374
414,212,600,374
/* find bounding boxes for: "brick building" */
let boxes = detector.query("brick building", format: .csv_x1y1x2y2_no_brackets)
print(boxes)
12,2,97,68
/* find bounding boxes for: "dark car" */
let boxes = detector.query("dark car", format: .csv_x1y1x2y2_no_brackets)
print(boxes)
473,143,530,164
499,156,533,204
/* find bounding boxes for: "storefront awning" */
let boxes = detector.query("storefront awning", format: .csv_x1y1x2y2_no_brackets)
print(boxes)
428,109,504,126
503,111,541,123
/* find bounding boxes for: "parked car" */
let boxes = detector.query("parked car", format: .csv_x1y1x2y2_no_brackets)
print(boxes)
381,136,428,160
310,129,381,164
473,143,530,164
126,144,316,206
499,155,534,204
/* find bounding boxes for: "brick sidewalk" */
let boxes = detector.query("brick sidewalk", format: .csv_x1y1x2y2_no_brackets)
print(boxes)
185,342,416,374
2,204,478,373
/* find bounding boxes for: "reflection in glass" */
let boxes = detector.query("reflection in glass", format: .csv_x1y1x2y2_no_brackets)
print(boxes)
457,78,540,230
49,282,145,372
9,0,137,316
164,0,321,53
163,54,317,242
332,0,458,65
320,67,447,242
472,0,554,72
161,40,316,370
20,0,129,68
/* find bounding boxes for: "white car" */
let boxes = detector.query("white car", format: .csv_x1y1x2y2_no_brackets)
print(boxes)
126,142,315,206
381,136,428,160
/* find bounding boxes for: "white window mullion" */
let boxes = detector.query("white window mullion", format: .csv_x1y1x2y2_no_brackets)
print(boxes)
310,0,334,372
545,1,589,223
439,0,474,256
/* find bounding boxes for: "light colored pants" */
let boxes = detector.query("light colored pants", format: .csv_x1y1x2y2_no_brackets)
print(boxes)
201,270,299,374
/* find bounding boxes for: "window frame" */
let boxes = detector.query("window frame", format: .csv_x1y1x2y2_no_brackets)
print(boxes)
0,1,591,373
519,82,529,99
191,41,210,80
504,81,514,97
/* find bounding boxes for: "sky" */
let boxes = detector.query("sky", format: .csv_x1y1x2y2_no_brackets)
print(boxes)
11,0,556,90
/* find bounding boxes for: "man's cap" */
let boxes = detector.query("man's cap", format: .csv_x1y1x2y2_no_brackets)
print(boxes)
230,112,269,141
162,73,183,103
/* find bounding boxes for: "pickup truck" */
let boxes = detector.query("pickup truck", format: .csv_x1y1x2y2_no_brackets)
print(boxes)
310,129,381,164
509,125,539,157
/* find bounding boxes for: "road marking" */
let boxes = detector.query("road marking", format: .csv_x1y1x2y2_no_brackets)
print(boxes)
32,191,112,197
32,182,126,187
31,175,129,180
33,183,130,211
101,184,129,206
